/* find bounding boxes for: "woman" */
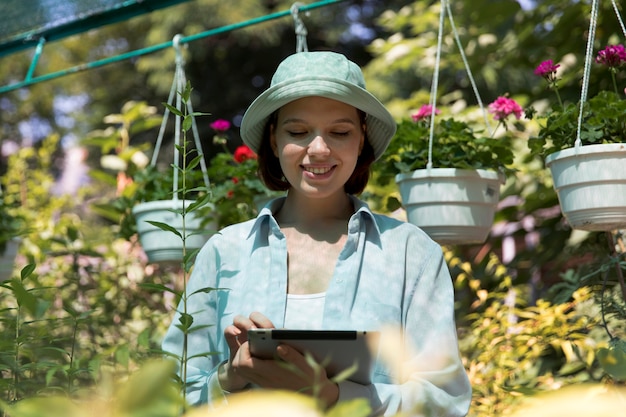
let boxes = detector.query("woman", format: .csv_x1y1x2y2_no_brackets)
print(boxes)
161,51,471,416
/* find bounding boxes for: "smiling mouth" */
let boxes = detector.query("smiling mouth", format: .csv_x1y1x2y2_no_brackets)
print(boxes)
303,166,334,175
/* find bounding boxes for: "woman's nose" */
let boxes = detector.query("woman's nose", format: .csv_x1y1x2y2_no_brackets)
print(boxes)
308,134,331,155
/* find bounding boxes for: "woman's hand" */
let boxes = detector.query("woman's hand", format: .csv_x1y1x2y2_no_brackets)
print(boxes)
231,339,339,407
219,312,276,392
220,312,339,407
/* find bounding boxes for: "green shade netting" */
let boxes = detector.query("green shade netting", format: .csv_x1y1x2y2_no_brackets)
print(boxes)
0,0,190,57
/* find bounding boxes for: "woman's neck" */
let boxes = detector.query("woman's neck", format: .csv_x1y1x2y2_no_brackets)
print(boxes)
276,191,354,227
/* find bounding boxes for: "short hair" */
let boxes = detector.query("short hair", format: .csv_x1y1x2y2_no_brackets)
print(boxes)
257,110,375,195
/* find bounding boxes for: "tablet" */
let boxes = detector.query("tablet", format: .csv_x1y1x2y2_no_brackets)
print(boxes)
247,329,379,385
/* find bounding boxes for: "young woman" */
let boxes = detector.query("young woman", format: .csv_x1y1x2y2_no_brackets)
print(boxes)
161,51,471,416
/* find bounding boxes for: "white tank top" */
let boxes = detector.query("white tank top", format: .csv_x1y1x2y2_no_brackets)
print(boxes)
283,292,326,330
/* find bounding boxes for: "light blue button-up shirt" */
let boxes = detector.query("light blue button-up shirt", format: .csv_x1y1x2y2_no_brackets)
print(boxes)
161,196,471,416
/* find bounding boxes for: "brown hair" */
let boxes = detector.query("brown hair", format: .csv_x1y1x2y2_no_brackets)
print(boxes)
257,110,375,195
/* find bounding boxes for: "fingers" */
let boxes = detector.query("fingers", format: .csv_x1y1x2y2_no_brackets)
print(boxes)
224,324,242,357
249,311,275,329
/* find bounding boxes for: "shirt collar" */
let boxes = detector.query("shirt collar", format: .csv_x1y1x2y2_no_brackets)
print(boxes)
247,195,382,240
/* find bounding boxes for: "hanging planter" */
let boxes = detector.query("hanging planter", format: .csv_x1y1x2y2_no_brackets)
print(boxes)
396,168,504,245
132,200,213,264
528,1,626,231
546,143,626,231
377,1,520,245
132,35,214,264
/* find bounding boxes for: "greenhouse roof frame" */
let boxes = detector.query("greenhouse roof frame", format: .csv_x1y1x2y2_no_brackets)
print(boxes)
0,0,193,59
0,0,345,95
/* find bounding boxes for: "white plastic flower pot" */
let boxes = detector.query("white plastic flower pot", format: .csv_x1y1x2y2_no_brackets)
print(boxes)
132,199,214,264
546,143,626,231
0,238,20,282
395,168,504,245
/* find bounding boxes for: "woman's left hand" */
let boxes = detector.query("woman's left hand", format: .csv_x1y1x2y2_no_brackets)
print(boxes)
233,342,340,408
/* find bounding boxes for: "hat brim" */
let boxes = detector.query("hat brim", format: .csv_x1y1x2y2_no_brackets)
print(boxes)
240,76,396,160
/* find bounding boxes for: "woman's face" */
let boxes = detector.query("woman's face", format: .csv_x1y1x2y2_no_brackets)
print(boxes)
270,96,365,199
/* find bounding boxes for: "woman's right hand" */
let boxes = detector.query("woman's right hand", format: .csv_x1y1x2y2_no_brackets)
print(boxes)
218,312,275,392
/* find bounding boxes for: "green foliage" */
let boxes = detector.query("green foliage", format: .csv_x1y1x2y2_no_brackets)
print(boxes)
0,193,24,253
375,117,516,186
0,134,176,405
528,91,626,159
207,147,282,228
460,278,601,416
85,98,215,240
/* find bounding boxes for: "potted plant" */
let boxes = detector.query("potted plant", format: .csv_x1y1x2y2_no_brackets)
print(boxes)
87,98,215,265
377,98,521,245
527,44,626,231
130,84,215,265
207,119,283,228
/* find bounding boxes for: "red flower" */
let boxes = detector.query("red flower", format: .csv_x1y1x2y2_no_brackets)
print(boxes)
210,119,231,132
488,96,523,121
233,145,257,163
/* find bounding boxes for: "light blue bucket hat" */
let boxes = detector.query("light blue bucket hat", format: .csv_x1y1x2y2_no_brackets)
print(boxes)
240,51,396,160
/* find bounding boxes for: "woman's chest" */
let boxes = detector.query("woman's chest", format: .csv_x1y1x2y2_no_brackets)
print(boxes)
283,229,348,294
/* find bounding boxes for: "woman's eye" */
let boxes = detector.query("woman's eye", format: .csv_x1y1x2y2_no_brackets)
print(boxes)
287,130,308,137
332,131,350,137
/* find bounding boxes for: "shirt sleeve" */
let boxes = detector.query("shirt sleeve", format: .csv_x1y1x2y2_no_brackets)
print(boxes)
340,232,471,417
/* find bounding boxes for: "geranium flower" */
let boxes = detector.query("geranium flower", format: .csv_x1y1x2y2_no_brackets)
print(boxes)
488,96,523,121
411,104,440,122
233,145,257,163
596,44,626,94
595,44,626,68
534,59,563,108
210,119,231,132
534,59,560,80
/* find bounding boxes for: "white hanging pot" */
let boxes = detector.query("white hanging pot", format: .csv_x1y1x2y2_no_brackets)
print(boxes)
395,168,504,245
132,199,214,264
0,238,20,282
545,143,626,231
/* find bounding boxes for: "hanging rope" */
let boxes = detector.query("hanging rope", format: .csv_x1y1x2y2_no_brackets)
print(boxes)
291,2,309,53
426,0,447,171
445,1,492,136
151,34,210,200
611,0,626,38
427,0,492,171
575,0,600,151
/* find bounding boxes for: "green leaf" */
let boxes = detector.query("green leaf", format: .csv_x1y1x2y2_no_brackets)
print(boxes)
182,115,193,132
11,278,38,316
145,220,182,238
20,263,36,280
162,102,183,117
597,344,626,380
177,312,194,332
139,283,182,297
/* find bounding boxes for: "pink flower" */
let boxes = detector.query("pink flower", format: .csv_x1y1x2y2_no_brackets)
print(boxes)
233,145,257,163
534,59,560,80
488,96,523,121
210,119,231,132
596,44,626,68
411,105,440,122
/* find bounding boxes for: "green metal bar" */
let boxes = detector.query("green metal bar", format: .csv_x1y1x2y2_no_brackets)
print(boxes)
25,37,46,82
0,0,194,59
0,0,345,95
